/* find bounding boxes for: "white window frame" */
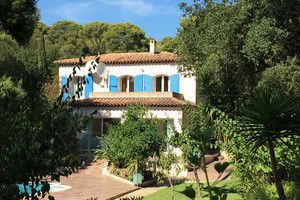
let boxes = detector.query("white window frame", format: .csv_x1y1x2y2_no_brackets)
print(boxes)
153,75,170,92
119,75,134,92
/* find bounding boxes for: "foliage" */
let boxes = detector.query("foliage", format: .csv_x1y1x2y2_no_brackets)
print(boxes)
239,87,300,199
94,104,166,169
0,33,19,76
82,21,109,55
243,181,300,200
143,181,243,200
222,117,300,194
156,36,180,52
188,147,232,200
258,56,300,110
241,87,300,151
172,103,209,163
0,0,39,44
45,20,85,59
104,22,149,53
172,103,232,199
0,36,91,200
155,144,181,200
176,0,300,111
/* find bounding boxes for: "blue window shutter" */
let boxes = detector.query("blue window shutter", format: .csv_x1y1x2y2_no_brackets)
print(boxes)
170,74,179,93
85,76,93,98
61,76,69,100
144,74,152,92
109,75,118,92
134,75,143,92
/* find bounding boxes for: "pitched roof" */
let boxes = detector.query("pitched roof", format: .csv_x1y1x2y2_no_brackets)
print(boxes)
72,97,194,108
54,52,178,66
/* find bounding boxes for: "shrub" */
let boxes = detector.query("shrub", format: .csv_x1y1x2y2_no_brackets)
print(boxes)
222,134,300,192
94,104,167,171
244,181,300,200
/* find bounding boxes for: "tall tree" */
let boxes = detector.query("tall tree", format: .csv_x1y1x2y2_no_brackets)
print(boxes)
176,0,300,111
0,0,39,44
258,56,300,111
157,36,179,52
82,21,109,55
241,87,300,200
45,20,85,59
0,35,91,200
104,22,148,53
0,33,19,76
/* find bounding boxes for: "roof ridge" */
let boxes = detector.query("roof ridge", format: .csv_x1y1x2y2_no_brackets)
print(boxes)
54,52,178,66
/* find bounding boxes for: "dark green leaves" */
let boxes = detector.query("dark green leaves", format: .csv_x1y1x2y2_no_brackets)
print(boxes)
214,162,230,174
94,104,166,168
241,87,300,151
188,155,203,168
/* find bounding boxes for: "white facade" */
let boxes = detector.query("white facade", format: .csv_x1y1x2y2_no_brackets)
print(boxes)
57,48,197,153
57,50,197,177
59,63,196,103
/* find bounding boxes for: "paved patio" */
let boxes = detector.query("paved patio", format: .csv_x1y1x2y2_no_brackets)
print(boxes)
48,156,231,200
49,163,137,200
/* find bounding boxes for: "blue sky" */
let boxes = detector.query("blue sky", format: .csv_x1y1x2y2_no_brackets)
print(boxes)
37,0,186,41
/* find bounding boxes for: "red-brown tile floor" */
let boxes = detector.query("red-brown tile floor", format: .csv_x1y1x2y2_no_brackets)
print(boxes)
49,173,137,200
47,158,231,200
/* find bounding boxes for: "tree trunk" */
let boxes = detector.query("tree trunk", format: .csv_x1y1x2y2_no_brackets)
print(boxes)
268,138,286,200
135,158,139,173
168,176,174,200
193,167,203,198
202,156,213,200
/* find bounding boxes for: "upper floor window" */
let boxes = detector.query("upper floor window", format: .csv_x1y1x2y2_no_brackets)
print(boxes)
71,76,83,97
155,75,169,92
120,75,134,92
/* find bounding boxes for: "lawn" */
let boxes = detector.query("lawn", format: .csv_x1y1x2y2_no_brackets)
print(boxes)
143,180,244,200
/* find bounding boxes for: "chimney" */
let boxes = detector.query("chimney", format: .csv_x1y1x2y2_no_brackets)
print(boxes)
149,40,156,55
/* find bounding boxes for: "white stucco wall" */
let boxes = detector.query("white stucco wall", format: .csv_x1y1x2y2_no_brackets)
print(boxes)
76,107,183,133
59,63,197,103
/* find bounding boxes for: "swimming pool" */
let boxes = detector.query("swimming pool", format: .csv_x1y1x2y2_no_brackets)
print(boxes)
17,183,72,194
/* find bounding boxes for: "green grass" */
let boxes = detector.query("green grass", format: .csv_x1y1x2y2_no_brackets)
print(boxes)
143,180,244,200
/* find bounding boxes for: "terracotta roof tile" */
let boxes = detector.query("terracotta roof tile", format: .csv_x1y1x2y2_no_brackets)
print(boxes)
72,97,194,108
54,52,178,66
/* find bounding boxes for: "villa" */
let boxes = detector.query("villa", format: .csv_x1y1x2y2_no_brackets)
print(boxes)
55,40,197,151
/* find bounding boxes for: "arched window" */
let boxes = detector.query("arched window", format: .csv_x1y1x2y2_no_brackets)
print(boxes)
154,75,169,92
120,75,134,92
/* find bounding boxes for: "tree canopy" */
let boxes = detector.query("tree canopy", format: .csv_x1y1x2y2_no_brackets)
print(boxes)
0,0,39,44
82,21,109,55
104,22,149,53
176,0,300,112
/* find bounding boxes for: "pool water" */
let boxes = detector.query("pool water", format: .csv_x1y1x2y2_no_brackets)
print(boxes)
17,183,72,194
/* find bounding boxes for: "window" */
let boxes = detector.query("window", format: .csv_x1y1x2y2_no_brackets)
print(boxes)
155,76,169,92
71,77,83,96
92,118,115,137
121,76,134,92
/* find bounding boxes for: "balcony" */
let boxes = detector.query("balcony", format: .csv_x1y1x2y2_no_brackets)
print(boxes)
89,92,184,100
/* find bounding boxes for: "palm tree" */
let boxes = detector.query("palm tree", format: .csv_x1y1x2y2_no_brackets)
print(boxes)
241,87,300,200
